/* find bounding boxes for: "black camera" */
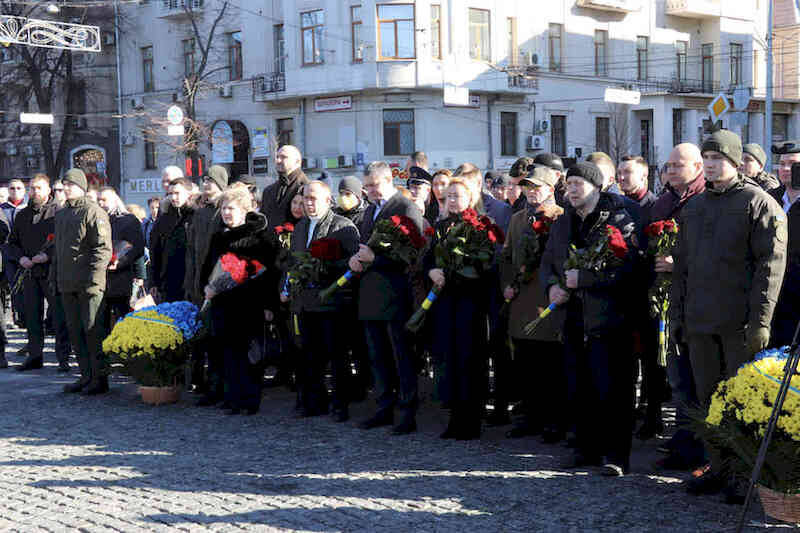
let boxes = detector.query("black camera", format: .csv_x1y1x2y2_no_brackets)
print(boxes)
772,142,798,155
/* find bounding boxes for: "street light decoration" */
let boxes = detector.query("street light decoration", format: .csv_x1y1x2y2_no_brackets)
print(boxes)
0,15,101,52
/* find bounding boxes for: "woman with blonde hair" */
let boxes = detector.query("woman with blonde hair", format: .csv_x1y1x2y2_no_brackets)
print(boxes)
200,183,277,415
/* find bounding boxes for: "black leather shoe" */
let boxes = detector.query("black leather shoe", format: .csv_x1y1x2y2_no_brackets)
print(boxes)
63,380,88,393
84,380,109,395
359,411,394,430
16,357,43,371
57,361,70,373
601,463,626,477
685,465,726,495
391,419,417,435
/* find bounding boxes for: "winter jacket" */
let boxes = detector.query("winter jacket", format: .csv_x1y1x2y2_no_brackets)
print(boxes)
204,212,277,339
671,174,787,335
500,203,565,342
106,212,145,299
260,168,308,228
334,203,367,228
540,192,636,336
185,202,224,305
50,196,112,295
753,170,780,193
286,209,360,313
5,201,56,280
149,203,195,301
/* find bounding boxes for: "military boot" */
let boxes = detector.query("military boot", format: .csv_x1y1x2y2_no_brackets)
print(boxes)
63,379,90,393
84,376,109,396
16,356,43,371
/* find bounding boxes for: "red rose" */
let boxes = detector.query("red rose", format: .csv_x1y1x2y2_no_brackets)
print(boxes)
532,220,549,235
487,229,497,243
399,225,410,235
284,223,295,232
46,233,55,242
309,238,344,261
663,219,678,233
275,226,284,235
390,215,402,226
220,252,248,283
606,225,628,259
490,224,505,245
110,253,118,264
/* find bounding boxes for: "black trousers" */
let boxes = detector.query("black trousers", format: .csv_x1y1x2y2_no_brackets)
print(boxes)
61,291,106,385
512,338,565,431
363,319,418,419
23,276,69,362
223,338,262,411
566,328,634,468
299,311,350,413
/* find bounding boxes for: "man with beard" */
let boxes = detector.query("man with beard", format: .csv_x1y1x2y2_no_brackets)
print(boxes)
53,169,112,394
351,161,423,435
260,145,308,227
672,130,786,496
8,174,70,371
541,161,637,477
150,178,195,303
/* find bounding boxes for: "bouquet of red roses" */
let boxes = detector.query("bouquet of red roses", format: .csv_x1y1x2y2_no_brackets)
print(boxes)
318,214,425,303
285,238,344,300
202,252,266,311
275,223,295,250
644,218,679,366
524,224,628,335
406,209,504,333
110,240,133,268
12,232,54,296
500,216,554,316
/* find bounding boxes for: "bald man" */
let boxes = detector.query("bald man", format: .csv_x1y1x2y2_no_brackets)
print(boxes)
651,143,706,471
261,145,309,228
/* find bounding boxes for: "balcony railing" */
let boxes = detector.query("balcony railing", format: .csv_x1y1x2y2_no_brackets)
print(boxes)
253,72,286,98
629,77,721,95
664,0,720,18
159,0,204,18
576,0,642,13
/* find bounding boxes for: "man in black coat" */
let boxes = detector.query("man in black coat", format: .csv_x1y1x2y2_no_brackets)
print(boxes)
260,145,308,227
285,181,360,421
97,188,145,328
334,175,367,227
541,162,637,476
149,178,195,303
769,140,800,348
349,161,424,435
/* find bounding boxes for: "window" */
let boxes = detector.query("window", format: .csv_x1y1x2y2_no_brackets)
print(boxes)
0,47,13,62
277,118,293,148
676,40,687,82
551,115,566,156
274,24,285,73
702,43,713,92
469,8,490,62
549,23,562,72
67,81,87,129
301,9,325,65
142,46,153,92
182,38,195,78
594,30,607,76
507,17,517,65
640,119,650,164
431,5,442,59
144,140,156,169
377,4,415,60
730,42,742,86
351,6,363,62
636,36,648,80
383,109,414,156
228,31,242,80
596,117,610,154
501,112,517,156
672,109,683,147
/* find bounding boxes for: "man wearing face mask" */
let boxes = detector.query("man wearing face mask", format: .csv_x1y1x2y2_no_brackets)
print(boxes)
149,178,196,303
334,176,367,226
284,181,359,420
768,141,800,348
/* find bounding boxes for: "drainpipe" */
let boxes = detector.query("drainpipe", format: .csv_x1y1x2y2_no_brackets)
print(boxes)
300,98,306,156
487,96,494,170
765,0,774,173
114,0,125,192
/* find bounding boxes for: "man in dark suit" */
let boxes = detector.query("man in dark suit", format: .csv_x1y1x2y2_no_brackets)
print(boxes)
260,145,309,227
349,161,424,435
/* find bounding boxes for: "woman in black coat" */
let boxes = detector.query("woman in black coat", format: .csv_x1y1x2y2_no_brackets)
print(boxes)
203,184,277,415
425,179,493,440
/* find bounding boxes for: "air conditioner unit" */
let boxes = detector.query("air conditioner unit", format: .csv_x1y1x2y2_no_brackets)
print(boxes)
24,145,35,156
302,157,318,169
521,51,536,67
25,157,37,169
6,144,17,156
569,146,583,159
131,96,144,109
537,120,549,132
339,154,354,167
219,85,233,98
526,135,545,151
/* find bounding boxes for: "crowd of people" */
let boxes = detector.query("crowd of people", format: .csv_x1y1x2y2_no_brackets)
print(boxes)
0,128,796,500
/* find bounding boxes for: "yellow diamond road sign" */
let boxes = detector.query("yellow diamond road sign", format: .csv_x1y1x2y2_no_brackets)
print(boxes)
708,93,730,122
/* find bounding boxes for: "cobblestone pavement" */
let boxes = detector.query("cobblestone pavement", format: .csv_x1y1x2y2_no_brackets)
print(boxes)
0,328,787,532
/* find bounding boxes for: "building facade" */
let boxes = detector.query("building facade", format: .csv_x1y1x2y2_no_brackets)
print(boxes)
118,0,798,204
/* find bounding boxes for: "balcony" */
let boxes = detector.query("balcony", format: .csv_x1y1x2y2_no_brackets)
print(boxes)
630,77,721,95
665,0,720,19
576,0,642,13
253,72,286,100
159,0,204,19
508,73,539,91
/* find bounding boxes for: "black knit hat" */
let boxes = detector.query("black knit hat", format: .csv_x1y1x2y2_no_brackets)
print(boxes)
566,161,604,189
533,152,564,173
702,129,743,168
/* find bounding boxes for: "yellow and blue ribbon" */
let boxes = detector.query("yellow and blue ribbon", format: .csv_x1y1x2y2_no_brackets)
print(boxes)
421,289,438,310
336,270,355,287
